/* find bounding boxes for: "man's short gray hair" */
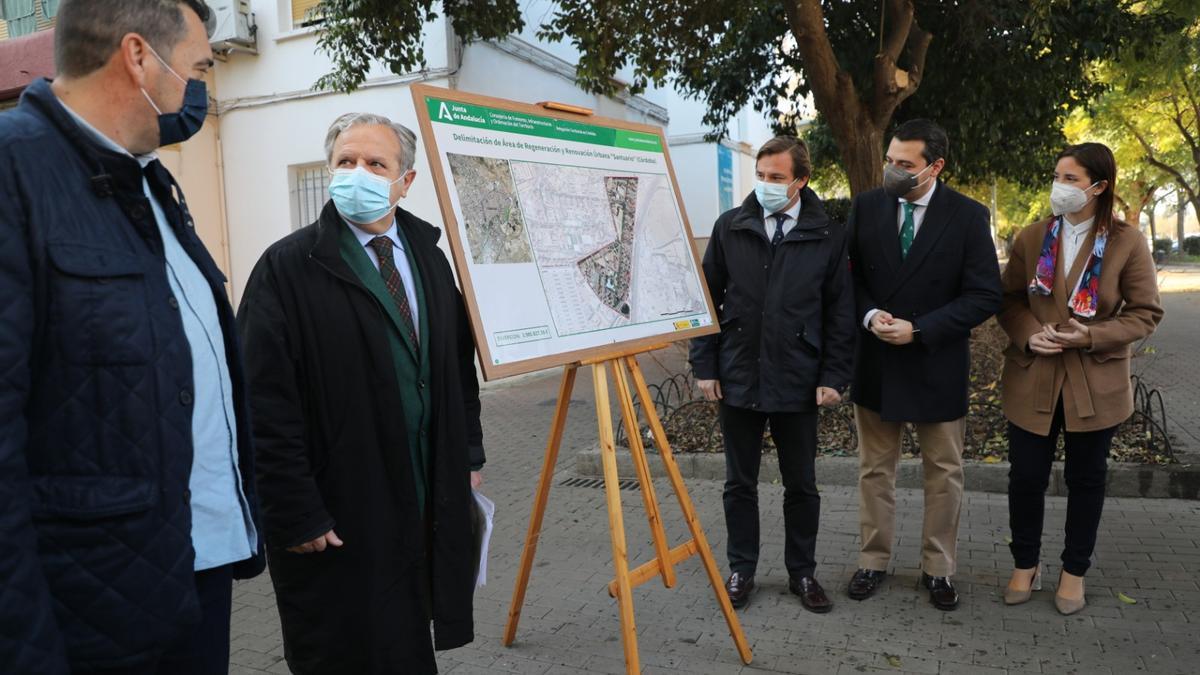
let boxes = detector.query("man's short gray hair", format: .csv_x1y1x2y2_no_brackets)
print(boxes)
324,113,418,173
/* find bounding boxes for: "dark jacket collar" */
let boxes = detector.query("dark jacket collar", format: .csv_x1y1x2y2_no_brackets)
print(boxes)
730,185,830,235
21,78,144,194
310,200,442,271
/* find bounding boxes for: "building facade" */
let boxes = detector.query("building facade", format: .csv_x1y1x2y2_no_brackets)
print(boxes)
0,0,777,304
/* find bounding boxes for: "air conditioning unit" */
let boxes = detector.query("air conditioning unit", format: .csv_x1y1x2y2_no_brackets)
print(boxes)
206,0,256,52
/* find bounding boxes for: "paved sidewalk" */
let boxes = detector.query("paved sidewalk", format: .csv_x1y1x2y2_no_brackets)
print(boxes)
1135,290,1200,457
229,361,1200,674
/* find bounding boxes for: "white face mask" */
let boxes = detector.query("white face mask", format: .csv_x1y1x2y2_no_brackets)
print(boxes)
1049,181,1099,217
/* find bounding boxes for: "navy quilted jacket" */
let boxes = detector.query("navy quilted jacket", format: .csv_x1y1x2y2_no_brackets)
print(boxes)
0,80,264,673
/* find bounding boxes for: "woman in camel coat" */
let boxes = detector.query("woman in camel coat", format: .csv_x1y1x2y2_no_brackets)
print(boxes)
997,142,1163,615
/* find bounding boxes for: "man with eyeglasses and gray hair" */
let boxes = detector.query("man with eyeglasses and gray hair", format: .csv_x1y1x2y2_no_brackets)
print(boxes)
238,112,486,674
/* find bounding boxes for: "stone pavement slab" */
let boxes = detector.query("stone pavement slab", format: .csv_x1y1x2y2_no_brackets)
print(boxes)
1135,290,1200,459
229,360,1200,674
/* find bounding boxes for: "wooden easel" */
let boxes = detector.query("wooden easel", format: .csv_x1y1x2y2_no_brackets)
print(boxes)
503,347,753,672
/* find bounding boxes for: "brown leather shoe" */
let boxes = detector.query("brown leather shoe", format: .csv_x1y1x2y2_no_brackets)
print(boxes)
920,573,959,611
847,569,887,600
789,576,833,613
724,572,755,609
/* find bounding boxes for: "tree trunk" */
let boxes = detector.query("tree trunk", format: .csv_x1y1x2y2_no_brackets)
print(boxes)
785,0,931,196
838,125,886,196
1149,206,1157,241
1178,184,1188,246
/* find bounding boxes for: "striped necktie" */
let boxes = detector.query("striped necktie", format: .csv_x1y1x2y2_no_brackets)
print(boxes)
368,236,419,347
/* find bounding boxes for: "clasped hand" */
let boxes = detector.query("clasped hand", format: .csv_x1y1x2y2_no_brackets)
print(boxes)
696,382,840,407
870,311,914,346
1028,319,1091,355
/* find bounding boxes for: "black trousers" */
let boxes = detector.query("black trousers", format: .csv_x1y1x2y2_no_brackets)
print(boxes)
720,403,820,579
1007,401,1117,576
80,564,235,675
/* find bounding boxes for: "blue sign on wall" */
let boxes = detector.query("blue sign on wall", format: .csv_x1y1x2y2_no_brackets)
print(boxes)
717,144,734,214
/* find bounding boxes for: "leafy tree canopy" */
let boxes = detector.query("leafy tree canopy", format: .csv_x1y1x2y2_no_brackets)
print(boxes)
314,1,1183,194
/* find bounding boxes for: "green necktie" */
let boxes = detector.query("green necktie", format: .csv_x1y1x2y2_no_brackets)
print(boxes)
899,202,916,259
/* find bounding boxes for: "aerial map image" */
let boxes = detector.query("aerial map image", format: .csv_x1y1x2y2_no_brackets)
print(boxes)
447,153,533,264
577,177,638,318
507,161,707,337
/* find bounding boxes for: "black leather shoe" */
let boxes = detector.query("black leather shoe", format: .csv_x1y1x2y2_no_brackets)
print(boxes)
847,569,887,600
789,576,833,613
920,573,959,611
724,572,755,609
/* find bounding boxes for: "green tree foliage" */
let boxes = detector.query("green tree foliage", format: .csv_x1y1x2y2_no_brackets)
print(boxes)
313,1,1180,195
311,0,524,94
1070,1,1200,237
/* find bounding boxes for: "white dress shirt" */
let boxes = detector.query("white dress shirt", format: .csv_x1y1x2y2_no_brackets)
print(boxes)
762,197,803,239
896,179,937,236
863,182,939,328
1060,214,1095,279
1060,214,1095,305
346,219,422,331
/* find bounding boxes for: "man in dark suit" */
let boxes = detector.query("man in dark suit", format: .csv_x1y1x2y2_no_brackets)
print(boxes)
690,136,855,612
845,119,1002,610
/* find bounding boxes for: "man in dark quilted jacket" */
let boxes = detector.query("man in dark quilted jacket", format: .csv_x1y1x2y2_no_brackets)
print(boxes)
0,1,263,673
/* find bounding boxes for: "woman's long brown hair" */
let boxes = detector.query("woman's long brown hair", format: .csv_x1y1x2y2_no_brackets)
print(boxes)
1056,142,1117,234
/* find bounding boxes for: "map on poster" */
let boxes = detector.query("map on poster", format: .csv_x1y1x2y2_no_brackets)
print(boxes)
415,87,715,379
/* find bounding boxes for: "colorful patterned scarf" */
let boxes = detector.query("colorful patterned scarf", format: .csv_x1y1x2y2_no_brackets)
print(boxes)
1027,216,1106,318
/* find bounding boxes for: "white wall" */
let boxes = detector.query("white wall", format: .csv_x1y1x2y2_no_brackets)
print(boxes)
215,3,678,301
218,77,460,301
219,2,450,103
669,142,719,236
214,1,788,299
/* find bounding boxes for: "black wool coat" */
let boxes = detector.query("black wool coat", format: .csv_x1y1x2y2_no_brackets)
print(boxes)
237,202,485,674
689,188,856,412
847,182,1003,423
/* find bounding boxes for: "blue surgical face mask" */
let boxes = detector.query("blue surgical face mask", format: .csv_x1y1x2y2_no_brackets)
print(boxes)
755,177,800,213
329,166,407,224
141,44,208,146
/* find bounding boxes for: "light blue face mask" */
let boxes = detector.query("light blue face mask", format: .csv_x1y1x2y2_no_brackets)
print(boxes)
754,177,800,213
328,166,407,224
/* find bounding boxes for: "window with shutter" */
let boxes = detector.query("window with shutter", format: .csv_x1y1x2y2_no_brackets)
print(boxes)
1,0,36,37
291,0,324,29
291,164,331,230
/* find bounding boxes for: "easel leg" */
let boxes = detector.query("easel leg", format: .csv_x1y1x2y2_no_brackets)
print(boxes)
594,363,640,673
504,365,578,646
610,359,676,589
625,356,754,665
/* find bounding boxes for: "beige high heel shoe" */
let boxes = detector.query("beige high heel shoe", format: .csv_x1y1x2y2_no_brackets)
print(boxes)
1003,564,1042,605
1054,571,1087,615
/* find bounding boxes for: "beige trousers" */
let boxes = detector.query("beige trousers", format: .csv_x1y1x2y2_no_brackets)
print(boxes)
854,405,966,577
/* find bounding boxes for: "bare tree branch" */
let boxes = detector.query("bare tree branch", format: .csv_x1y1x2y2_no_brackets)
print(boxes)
1167,93,1200,161
1179,68,1200,129
869,1,930,128
1126,118,1200,208
881,0,915,62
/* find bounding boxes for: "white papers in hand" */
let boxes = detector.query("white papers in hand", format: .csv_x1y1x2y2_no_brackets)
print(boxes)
472,490,495,589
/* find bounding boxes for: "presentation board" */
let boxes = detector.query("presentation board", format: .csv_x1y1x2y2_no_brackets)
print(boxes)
411,84,718,380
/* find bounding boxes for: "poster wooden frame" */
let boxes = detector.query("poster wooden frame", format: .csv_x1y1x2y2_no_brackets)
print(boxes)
409,83,718,381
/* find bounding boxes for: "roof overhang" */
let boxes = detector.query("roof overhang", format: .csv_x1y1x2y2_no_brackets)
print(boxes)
0,28,55,101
